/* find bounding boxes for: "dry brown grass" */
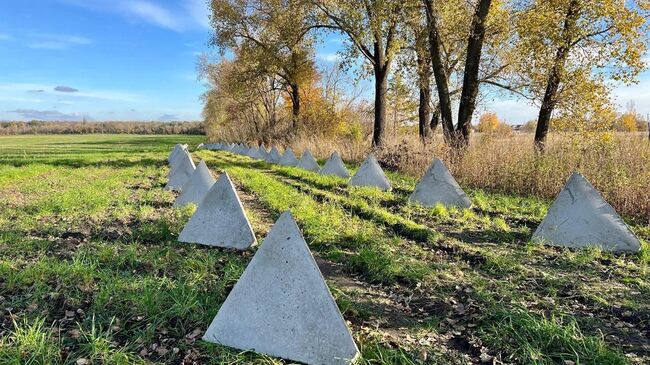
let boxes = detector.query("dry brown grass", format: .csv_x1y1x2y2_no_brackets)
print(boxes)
291,132,650,223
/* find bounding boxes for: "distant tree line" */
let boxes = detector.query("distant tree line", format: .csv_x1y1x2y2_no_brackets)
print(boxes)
0,121,205,136
202,0,649,151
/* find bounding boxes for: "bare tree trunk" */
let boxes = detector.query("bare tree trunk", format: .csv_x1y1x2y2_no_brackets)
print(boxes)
423,0,454,144
290,83,300,131
430,104,440,133
535,0,579,151
373,60,388,147
456,0,492,147
416,35,432,141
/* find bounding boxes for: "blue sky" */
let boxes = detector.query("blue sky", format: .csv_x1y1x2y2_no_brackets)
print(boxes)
0,0,648,123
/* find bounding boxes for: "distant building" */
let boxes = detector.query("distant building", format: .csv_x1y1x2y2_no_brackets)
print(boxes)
511,124,523,131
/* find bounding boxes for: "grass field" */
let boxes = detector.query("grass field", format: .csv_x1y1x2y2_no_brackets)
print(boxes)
0,134,648,364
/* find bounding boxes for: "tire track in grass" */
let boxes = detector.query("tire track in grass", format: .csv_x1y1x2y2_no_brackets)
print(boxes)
197,160,478,362
228,176,472,363
255,157,650,356
224,153,648,283
200,153,589,362
202,154,436,286
204,151,646,362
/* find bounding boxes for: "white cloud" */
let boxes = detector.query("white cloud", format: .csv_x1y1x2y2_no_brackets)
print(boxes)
612,77,650,116
0,96,44,103
60,0,209,32
6,109,90,121
0,82,141,103
317,53,342,63
186,0,211,29
485,99,538,124
28,34,92,50
121,1,184,32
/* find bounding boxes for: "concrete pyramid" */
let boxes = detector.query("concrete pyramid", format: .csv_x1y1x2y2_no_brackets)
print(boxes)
168,144,186,165
319,151,350,178
266,146,282,163
409,159,471,209
170,148,189,169
279,147,299,166
349,155,391,191
251,147,266,160
258,145,270,160
296,149,320,172
174,160,216,207
532,172,640,252
168,145,181,162
203,211,359,364
165,151,196,191
178,172,256,249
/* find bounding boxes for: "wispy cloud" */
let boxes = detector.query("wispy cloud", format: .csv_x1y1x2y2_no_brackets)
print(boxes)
185,0,211,30
317,53,342,63
487,99,538,124
0,97,44,103
122,1,183,31
0,82,141,103
60,0,209,32
7,109,90,121
28,34,92,50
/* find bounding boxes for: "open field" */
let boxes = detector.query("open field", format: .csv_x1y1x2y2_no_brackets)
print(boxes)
0,134,648,364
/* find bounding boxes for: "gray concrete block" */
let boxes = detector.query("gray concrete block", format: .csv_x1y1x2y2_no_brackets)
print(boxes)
319,151,350,178
165,151,196,191
168,145,182,163
296,149,320,172
245,146,258,158
349,155,391,191
266,146,282,163
203,211,359,365
251,147,266,160
279,147,299,166
174,160,216,207
532,172,640,252
168,144,187,165
178,172,256,249
258,144,269,159
409,159,471,209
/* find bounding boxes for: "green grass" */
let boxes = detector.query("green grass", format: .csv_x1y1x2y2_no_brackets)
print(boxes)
0,134,647,364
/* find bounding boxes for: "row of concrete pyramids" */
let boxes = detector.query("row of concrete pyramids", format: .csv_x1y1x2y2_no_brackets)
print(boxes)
205,142,353,179
166,143,640,363
166,145,359,364
202,142,641,253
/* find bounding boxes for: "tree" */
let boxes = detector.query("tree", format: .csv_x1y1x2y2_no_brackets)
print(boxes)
617,101,639,132
209,0,317,130
422,0,515,148
476,112,499,132
200,55,286,141
311,0,404,146
511,0,648,150
423,0,497,147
